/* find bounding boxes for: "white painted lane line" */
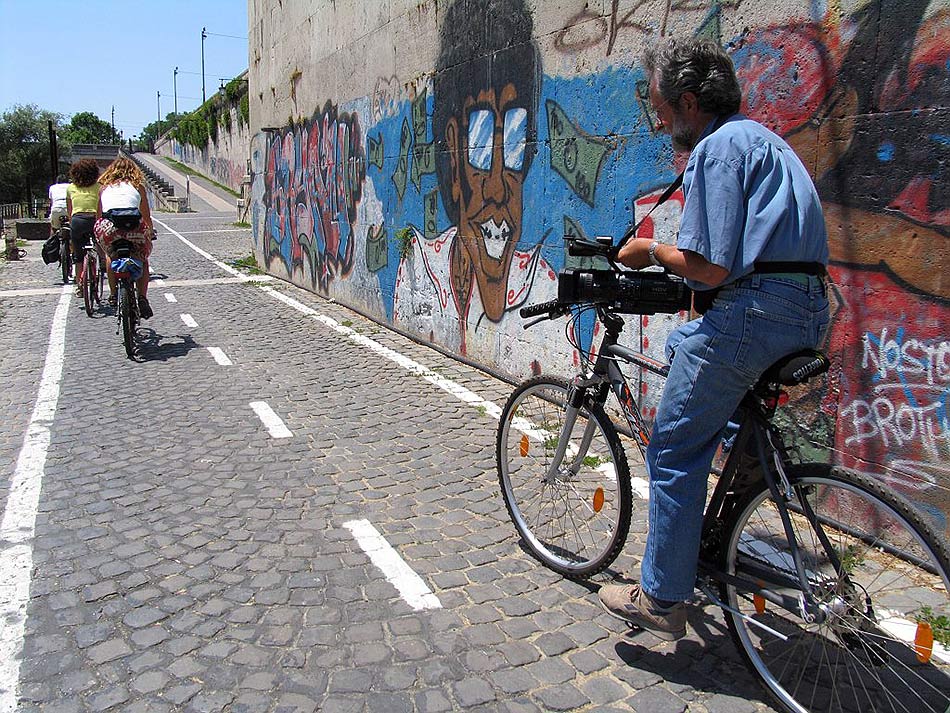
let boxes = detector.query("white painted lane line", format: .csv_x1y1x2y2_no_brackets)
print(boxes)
261,286,502,415
343,519,442,611
154,218,256,281
172,229,250,234
0,286,71,713
249,401,292,438
153,278,166,287
180,314,198,328
164,293,177,303
207,347,233,366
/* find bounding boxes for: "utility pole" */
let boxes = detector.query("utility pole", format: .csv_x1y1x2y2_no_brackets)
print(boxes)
201,27,207,104
157,91,162,138
173,67,178,116
111,106,116,143
48,120,57,179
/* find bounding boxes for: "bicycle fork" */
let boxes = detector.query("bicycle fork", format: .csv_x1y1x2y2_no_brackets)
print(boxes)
543,379,598,484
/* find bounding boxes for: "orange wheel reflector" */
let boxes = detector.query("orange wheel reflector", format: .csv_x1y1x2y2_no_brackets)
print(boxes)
520,435,529,457
915,621,934,663
753,593,766,615
593,487,605,513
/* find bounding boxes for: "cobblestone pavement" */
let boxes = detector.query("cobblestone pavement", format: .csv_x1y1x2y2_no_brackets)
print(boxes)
0,201,782,711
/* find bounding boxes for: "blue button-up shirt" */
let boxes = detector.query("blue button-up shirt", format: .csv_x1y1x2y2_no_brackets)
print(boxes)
676,114,829,290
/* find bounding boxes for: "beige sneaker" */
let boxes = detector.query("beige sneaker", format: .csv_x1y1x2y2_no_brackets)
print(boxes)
598,583,687,641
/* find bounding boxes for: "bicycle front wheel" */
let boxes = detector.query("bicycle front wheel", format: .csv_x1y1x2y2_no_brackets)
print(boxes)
95,254,105,304
82,252,96,317
60,245,71,284
496,376,632,579
119,284,135,358
721,463,950,713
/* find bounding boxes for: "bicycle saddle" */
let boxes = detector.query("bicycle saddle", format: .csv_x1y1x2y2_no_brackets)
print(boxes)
757,349,829,387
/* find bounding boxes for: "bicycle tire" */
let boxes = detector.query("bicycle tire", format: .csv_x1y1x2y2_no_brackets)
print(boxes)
94,254,105,304
82,251,96,317
720,463,950,713
119,283,135,358
60,240,71,284
497,376,633,579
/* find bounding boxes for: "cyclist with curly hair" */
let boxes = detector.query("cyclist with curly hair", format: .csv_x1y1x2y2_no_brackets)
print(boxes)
94,157,155,319
66,159,101,290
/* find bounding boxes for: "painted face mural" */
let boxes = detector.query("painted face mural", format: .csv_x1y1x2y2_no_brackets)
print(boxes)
431,0,540,326
446,84,528,321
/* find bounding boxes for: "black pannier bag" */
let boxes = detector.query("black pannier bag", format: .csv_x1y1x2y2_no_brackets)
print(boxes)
104,207,142,231
41,235,60,264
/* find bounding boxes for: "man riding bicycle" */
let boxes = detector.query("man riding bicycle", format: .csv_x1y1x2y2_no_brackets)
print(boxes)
47,175,70,235
598,37,830,640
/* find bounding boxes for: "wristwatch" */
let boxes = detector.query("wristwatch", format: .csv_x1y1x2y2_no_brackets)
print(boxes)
648,240,662,267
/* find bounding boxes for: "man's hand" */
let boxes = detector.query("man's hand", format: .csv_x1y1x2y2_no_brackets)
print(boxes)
617,237,730,288
616,237,652,269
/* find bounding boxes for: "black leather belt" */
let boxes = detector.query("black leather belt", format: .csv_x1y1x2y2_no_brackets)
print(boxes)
753,261,826,277
694,261,827,313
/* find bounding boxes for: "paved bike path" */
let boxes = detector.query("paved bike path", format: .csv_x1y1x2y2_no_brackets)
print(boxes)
0,212,780,711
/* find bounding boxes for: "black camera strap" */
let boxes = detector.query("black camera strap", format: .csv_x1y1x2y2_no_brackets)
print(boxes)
616,170,684,250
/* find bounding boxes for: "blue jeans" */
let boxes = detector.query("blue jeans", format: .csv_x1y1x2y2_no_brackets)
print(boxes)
641,274,830,602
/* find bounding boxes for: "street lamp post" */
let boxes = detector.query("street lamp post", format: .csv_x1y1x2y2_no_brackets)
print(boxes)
173,67,178,116
157,91,162,138
201,27,207,104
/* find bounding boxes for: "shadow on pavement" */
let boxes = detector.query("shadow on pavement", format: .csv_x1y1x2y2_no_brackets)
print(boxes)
134,329,201,362
614,606,775,709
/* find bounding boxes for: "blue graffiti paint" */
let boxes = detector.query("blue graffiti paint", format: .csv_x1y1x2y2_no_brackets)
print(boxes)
877,141,896,162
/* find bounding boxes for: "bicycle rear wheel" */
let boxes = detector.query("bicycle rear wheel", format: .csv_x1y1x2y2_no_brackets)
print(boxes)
82,251,96,317
721,463,950,713
119,283,135,358
497,376,632,579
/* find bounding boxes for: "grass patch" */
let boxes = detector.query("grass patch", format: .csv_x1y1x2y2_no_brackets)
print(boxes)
230,254,265,275
232,221,251,228
161,157,241,198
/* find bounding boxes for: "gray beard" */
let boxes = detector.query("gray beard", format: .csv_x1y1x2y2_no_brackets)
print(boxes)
672,126,698,152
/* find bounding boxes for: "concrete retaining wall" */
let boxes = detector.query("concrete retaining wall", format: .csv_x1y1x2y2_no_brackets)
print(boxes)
155,102,250,195
247,0,950,534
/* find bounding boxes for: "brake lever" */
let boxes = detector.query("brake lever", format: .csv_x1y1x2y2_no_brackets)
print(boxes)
523,315,549,330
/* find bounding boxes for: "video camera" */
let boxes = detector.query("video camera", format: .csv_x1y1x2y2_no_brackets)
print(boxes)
557,268,692,315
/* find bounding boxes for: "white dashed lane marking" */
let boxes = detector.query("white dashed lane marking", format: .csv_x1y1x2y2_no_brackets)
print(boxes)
249,401,292,439
180,314,198,328
164,293,177,303
206,347,233,366
343,519,442,611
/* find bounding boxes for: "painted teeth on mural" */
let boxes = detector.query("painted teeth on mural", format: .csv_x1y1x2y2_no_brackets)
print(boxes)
480,218,510,259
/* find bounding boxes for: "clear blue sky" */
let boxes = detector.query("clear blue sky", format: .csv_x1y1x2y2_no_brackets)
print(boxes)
0,0,249,139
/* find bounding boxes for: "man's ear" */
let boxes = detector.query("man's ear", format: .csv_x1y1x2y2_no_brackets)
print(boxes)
679,91,699,116
446,117,462,205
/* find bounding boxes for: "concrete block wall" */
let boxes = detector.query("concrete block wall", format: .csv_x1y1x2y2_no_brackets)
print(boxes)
247,0,950,535
155,102,251,194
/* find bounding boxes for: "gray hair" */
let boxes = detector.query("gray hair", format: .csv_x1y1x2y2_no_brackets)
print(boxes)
643,37,741,116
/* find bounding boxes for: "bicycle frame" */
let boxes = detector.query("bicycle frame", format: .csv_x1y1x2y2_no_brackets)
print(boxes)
551,307,834,623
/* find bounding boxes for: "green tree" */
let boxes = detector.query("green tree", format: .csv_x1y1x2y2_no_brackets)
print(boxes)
62,111,115,145
0,104,65,204
134,112,185,150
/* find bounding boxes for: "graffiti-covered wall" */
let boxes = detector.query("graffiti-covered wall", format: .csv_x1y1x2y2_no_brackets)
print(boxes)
248,0,950,533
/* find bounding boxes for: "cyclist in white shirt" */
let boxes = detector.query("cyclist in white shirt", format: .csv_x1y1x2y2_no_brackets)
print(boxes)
47,175,70,234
